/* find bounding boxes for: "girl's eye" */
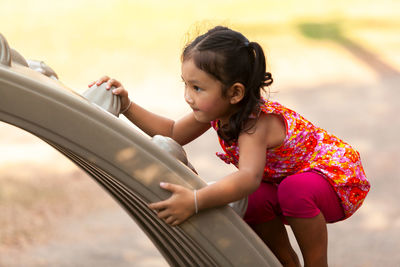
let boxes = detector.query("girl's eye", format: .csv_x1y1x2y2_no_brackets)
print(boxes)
193,86,202,92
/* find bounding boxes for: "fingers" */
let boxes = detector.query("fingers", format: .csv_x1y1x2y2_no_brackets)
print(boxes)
88,75,109,88
160,182,180,193
88,80,96,87
148,182,190,226
148,200,167,212
153,209,181,226
111,86,126,96
148,202,177,224
106,78,121,89
88,76,128,98
158,212,180,226
165,216,176,225
171,220,181,226
98,75,110,85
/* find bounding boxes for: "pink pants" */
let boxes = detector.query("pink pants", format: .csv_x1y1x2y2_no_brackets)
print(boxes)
243,172,345,225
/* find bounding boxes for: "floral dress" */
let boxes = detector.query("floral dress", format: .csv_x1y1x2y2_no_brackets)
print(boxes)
211,98,370,219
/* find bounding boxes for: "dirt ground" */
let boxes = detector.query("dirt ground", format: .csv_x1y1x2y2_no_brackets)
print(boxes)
2,72,399,266
1,16,400,267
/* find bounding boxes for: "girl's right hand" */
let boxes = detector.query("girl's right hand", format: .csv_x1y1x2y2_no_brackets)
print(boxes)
89,76,131,114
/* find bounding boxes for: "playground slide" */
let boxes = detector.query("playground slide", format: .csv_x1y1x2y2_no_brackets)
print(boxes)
0,33,281,266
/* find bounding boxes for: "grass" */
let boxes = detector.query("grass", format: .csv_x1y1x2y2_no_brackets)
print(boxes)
297,22,344,41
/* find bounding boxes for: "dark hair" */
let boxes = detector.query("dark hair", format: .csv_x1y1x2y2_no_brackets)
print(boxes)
181,26,273,142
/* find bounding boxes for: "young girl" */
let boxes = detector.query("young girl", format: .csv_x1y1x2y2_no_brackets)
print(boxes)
89,26,370,267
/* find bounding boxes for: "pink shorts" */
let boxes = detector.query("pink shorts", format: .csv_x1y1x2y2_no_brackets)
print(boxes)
243,171,345,225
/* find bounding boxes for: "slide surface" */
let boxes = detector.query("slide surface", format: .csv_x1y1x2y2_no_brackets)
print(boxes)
0,33,281,267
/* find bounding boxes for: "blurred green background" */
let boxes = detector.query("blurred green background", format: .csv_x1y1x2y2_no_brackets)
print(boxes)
1,0,399,107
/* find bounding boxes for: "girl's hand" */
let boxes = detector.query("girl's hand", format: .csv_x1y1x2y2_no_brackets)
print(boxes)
88,76,131,113
148,182,196,226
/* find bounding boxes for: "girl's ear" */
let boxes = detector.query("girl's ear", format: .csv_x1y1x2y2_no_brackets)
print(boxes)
228,83,245,104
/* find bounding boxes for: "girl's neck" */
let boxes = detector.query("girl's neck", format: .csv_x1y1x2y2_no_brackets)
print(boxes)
217,102,262,143
218,103,241,126
218,117,229,127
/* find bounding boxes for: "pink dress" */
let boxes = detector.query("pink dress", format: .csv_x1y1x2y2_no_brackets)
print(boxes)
211,98,370,219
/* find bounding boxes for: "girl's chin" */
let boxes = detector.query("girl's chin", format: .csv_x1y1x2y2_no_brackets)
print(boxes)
193,112,212,123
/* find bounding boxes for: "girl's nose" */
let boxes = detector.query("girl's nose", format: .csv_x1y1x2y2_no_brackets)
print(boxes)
184,88,194,104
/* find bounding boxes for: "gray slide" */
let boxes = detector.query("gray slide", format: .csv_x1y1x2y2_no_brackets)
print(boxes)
0,33,281,266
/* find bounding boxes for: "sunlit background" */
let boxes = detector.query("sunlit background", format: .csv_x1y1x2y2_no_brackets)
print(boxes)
1,0,399,266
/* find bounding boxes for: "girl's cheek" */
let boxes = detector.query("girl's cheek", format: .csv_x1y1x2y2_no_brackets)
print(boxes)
198,102,213,112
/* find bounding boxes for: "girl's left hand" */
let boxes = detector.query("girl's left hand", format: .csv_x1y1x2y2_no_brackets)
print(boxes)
148,182,196,226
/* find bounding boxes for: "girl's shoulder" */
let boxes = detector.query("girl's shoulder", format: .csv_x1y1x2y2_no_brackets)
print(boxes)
259,98,301,127
211,98,289,131
259,97,291,114
240,101,287,150
256,108,287,149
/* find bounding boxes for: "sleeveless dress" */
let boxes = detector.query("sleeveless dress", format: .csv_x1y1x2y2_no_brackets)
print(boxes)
211,98,370,219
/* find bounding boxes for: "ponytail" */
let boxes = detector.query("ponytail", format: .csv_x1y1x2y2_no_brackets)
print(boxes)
248,42,273,94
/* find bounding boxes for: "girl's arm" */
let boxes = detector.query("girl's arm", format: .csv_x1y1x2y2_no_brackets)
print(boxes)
89,76,210,145
149,113,286,225
197,113,281,207
124,104,210,145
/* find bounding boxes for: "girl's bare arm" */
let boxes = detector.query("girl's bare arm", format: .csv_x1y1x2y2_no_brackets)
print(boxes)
148,113,286,225
90,76,210,145
124,103,210,145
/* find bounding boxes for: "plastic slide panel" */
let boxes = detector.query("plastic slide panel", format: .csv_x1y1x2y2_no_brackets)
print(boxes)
0,34,281,267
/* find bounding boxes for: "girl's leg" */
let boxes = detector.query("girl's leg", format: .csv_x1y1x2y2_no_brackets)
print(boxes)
278,172,344,267
251,218,301,267
286,214,327,267
244,182,300,266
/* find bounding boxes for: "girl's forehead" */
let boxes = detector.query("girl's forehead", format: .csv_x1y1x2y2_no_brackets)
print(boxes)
181,59,210,82
181,58,198,72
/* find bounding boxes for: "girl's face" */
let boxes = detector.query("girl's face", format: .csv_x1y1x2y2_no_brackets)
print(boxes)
181,59,235,124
